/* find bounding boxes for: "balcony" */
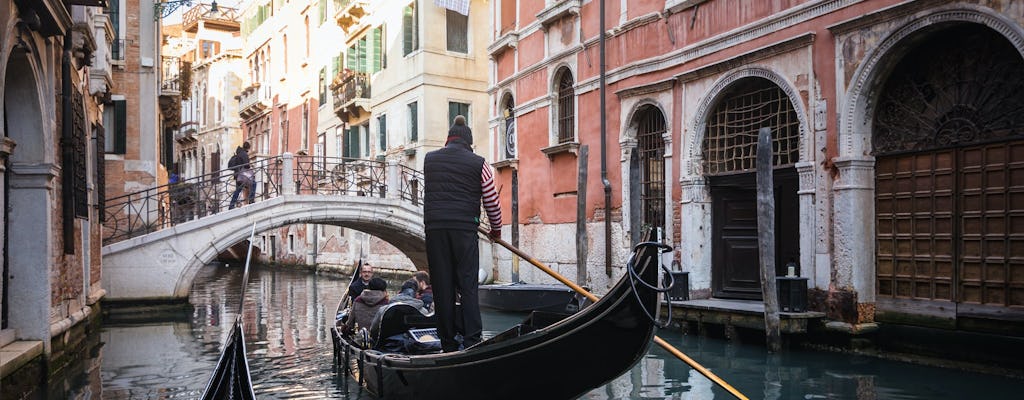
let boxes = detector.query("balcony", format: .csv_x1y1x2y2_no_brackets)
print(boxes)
330,69,371,120
159,56,182,128
183,3,240,33
237,82,272,121
488,31,519,58
335,0,369,33
160,56,181,96
537,0,581,29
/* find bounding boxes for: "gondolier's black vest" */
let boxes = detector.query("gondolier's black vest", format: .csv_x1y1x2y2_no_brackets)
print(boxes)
423,140,484,231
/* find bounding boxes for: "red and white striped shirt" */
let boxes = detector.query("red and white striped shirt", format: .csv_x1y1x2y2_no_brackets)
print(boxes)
480,164,502,229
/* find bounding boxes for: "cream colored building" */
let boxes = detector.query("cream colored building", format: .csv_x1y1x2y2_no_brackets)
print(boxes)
332,0,492,170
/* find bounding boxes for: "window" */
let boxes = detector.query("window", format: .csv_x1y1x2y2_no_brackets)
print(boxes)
446,10,468,53
346,27,385,73
301,101,309,151
104,99,126,154
304,16,310,58
702,78,800,174
378,114,387,151
318,67,327,105
361,123,370,157
282,34,288,74
288,234,295,253
403,2,418,56
344,125,361,158
108,0,122,60
636,106,666,232
448,101,469,126
318,0,327,25
556,69,575,143
408,102,418,142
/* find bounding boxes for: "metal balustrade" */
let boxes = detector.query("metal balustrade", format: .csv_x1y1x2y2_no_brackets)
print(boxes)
102,155,425,245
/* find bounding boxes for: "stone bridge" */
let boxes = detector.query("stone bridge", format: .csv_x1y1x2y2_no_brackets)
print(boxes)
101,154,433,301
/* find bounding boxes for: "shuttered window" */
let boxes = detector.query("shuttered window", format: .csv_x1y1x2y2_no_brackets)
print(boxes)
318,67,327,105
372,26,385,71
408,102,418,142
448,102,469,126
378,114,387,151
403,2,418,56
446,10,468,53
107,100,127,154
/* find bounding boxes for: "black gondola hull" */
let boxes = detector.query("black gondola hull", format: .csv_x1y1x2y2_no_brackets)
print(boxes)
333,243,663,399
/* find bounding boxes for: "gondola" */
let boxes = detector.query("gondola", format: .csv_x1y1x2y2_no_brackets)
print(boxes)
201,223,258,400
330,239,671,399
478,281,586,313
200,316,257,400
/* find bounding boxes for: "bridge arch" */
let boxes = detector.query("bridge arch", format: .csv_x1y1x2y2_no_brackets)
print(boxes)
103,195,428,301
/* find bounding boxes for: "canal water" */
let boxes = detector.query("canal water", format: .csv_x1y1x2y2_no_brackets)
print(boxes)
66,265,1023,399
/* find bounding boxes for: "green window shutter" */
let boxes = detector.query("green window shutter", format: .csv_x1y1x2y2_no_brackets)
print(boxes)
448,102,469,126
346,45,357,71
358,36,368,73
332,55,341,75
114,100,127,154
409,102,418,142
318,68,326,105
372,26,383,72
403,3,416,56
378,115,387,151
318,0,326,24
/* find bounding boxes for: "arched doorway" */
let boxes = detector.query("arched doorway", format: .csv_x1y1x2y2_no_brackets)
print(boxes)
873,24,1024,327
3,49,50,339
703,77,801,299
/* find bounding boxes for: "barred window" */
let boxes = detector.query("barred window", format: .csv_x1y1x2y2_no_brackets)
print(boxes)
556,69,575,143
637,105,666,231
703,78,799,175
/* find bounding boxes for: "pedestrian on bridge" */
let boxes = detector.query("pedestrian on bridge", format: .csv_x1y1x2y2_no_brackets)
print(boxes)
423,115,502,353
228,142,255,209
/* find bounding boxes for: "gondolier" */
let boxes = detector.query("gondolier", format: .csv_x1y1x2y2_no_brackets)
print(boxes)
423,115,502,352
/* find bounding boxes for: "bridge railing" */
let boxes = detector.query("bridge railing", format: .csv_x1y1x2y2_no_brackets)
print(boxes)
102,154,426,245
103,156,285,244
293,155,387,197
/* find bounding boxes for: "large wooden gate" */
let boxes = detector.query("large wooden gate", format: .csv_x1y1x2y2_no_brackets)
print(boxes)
873,25,1024,328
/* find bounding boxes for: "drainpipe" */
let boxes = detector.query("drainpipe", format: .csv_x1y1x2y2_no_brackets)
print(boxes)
61,31,75,254
600,0,611,277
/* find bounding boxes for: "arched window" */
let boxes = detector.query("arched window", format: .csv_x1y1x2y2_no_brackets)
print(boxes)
555,68,575,143
501,93,516,159
636,105,666,232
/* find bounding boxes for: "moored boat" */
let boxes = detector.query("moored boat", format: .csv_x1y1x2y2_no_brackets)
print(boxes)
478,281,586,313
330,240,670,399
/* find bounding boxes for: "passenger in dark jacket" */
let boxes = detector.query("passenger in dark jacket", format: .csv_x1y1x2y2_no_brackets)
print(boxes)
345,277,389,333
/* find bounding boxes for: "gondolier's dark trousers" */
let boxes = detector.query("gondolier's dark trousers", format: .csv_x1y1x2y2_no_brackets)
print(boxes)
426,228,482,352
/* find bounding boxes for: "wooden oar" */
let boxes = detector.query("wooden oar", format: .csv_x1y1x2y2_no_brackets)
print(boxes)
479,227,749,400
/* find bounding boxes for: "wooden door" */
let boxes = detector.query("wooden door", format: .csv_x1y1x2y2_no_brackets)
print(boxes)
712,187,761,299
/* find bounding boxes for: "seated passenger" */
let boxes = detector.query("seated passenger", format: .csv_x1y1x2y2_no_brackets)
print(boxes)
391,279,426,310
413,271,433,312
345,277,389,334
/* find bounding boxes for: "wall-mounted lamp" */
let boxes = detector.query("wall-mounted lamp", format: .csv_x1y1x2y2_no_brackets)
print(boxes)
154,0,217,20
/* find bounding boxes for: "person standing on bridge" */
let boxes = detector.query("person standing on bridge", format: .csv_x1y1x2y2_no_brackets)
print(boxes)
423,115,502,352
228,142,255,209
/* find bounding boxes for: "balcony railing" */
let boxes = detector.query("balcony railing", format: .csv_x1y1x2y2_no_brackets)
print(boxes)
331,69,370,118
238,82,272,120
183,3,240,33
160,56,181,95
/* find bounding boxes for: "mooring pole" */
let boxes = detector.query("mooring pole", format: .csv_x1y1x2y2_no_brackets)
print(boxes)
756,127,782,352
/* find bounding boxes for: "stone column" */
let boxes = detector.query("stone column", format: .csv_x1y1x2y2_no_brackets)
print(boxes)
679,174,712,297
281,153,295,194
386,161,400,200
0,138,14,336
7,162,58,351
795,161,817,285
832,156,876,324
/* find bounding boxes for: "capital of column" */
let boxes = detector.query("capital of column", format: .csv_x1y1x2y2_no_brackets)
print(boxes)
832,156,875,191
